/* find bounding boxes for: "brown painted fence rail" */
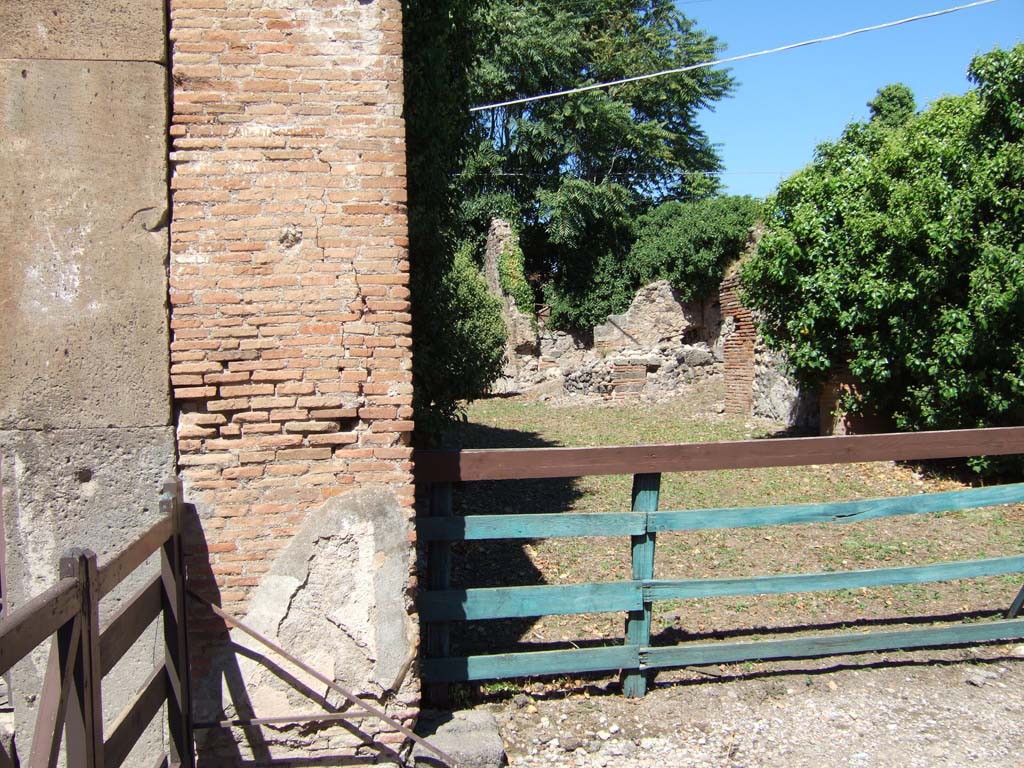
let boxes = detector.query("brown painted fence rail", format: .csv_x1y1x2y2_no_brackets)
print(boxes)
0,480,193,768
414,426,1024,482
415,426,1024,698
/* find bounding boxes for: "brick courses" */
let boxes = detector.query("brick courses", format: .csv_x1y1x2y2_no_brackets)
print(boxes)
168,0,414,757
719,270,756,416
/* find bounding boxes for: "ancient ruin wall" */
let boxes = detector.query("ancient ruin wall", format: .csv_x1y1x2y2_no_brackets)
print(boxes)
719,270,756,416
720,269,816,429
0,1,173,761
168,0,416,760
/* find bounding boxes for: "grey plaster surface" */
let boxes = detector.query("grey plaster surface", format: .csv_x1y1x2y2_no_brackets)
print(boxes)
0,59,170,431
752,346,818,429
0,4,174,760
0,427,174,602
0,426,175,760
195,489,415,758
0,0,166,62
249,487,413,692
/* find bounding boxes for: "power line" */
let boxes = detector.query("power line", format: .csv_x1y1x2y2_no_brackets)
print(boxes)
470,0,1000,112
465,170,788,177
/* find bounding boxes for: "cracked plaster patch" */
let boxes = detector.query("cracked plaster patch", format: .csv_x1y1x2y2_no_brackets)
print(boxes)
227,489,412,722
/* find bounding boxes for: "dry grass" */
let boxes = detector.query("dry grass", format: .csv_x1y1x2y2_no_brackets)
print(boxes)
443,381,1024,665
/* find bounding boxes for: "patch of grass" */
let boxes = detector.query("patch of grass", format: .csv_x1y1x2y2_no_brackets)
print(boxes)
447,383,1024,657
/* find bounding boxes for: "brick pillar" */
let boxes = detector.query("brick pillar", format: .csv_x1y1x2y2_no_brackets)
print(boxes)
169,0,415,761
720,271,756,415
819,364,894,436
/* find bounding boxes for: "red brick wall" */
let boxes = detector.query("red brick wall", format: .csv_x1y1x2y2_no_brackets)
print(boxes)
819,363,894,435
720,271,756,415
168,0,414,756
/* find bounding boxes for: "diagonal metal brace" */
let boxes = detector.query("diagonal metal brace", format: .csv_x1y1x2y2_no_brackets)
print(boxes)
187,590,460,768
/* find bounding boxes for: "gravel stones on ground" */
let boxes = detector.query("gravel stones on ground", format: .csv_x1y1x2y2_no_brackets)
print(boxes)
477,649,1024,767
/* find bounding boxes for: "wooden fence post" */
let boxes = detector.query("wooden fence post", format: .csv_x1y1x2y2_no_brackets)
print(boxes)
161,480,195,768
623,473,660,698
61,549,103,768
29,593,81,766
1008,584,1024,619
425,482,453,706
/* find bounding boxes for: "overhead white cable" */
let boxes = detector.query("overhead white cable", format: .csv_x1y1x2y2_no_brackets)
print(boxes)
470,0,1000,112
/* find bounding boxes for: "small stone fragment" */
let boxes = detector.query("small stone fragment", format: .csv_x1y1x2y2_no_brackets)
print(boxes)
561,735,583,752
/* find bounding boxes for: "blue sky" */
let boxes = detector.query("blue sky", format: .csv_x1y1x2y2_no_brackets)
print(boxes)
685,0,1023,198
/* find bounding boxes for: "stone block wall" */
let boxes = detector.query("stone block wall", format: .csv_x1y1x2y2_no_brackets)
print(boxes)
0,1,174,761
168,0,416,761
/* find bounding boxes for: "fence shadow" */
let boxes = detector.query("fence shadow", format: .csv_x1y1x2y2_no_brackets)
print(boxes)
432,420,584,657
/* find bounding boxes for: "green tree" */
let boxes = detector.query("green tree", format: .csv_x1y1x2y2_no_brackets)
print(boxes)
741,46,1024,437
403,0,738,432
867,83,916,129
462,0,735,330
403,0,507,436
627,195,761,302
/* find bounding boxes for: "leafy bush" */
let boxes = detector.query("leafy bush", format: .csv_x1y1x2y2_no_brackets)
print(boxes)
538,180,638,330
741,45,1024,436
498,237,534,313
628,196,761,301
413,243,507,436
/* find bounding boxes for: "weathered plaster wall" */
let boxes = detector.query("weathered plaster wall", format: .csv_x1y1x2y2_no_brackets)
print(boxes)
0,1,174,763
168,0,416,762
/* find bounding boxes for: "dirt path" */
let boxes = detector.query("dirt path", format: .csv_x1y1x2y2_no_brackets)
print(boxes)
478,646,1024,767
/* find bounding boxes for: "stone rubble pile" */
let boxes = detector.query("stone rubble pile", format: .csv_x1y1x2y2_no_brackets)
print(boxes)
482,220,809,426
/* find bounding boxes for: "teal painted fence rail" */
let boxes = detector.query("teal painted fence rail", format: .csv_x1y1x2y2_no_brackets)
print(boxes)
415,427,1024,698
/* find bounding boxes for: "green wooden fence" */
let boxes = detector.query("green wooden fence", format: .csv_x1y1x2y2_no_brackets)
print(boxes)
415,426,1024,698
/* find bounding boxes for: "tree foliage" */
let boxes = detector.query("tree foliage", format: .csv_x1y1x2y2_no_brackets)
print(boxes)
402,0,507,436
867,83,916,129
628,195,761,302
403,0,738,433
539,179,637,329
462,0,735,330
464,0,731,208
741,45,1024,435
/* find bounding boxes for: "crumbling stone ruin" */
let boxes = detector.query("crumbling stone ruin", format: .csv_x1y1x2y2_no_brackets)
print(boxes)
483,221,726,399
483,221,813,427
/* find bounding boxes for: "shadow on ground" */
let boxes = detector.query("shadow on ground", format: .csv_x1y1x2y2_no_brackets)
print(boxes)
428,419,586,658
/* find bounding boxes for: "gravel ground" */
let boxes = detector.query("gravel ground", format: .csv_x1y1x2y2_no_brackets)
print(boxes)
483,646,1024,768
